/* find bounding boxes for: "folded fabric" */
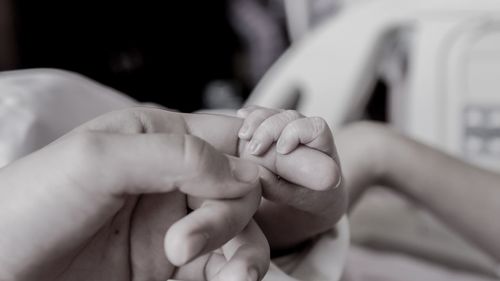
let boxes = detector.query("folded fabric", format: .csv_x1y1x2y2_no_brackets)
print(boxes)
0,68,135,167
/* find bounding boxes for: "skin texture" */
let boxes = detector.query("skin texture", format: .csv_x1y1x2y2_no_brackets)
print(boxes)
236,106,346,250
336,121,500,263
0,107,345,281
0,108,265,281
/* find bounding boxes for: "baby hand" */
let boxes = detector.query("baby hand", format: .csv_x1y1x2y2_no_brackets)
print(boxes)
236,106,346,250
238,106,340,187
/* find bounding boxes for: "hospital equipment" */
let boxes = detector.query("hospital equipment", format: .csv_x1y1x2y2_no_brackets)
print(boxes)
247,0,500,171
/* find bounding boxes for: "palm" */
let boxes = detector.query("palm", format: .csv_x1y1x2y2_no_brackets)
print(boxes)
46,192,211,281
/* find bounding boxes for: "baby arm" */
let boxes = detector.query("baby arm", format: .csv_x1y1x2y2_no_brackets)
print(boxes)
337,122,500,263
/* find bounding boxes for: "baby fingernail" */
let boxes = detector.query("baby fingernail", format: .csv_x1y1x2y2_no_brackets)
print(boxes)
248,140,261,155
333,165,343,189
248,268,259,281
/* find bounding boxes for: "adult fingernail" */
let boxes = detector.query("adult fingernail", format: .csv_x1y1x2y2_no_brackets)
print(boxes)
182,232,208,264
334,175,343,189
239,124,250,139
237,108,248,117
248,268,259,281
232,159,259,183
248,140,261,155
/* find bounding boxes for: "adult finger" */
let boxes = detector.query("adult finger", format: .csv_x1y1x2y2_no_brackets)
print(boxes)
173,220,270,281
211,220,270,281
66,131,260,199
165,187,261,266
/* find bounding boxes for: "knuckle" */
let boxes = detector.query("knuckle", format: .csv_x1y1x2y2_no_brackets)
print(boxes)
310,116,328,135
125,108,155,133
283,109,302,120
76,108,149,134
285,121,301,136
181,135,214,176
255,120,276,139
69,131,105,157
250,108,273,120
66,131,107,170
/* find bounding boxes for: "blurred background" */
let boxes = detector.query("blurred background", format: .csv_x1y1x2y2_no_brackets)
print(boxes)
2,0,244,112
1,0,385,116
2,0,500,280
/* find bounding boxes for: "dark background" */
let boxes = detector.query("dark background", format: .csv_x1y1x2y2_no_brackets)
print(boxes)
2,0,387,119
13,0,239,112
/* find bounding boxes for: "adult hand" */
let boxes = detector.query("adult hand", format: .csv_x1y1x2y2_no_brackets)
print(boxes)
0,108,269,281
